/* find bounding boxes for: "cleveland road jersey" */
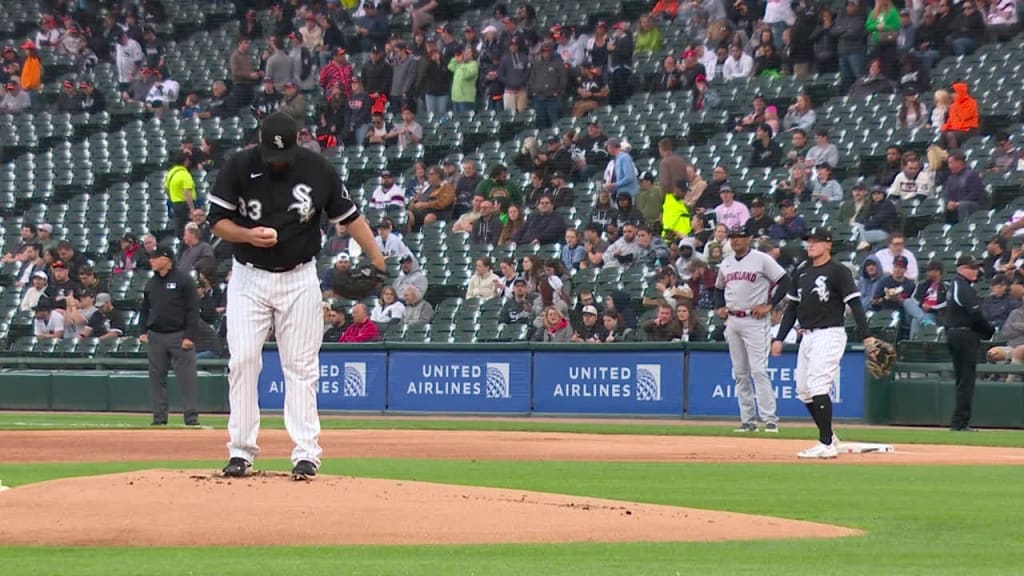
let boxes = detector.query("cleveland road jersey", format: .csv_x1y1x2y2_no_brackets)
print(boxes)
207,147,360,270
715,249,787,311
787,259,860,330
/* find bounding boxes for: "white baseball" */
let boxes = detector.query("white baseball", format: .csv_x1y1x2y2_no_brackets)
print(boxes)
266,228,278,242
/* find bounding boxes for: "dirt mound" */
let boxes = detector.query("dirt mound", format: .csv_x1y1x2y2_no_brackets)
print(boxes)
0,470,862,546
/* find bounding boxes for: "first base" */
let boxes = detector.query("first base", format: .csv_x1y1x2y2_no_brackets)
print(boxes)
0,480,8,493
836,441,895,454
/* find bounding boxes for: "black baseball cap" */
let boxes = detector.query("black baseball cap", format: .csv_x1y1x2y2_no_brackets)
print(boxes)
33,298,53,312
956,254,981,269
803,226,833,242
376,217,394,229
728,225,750,238
926,260,944,272
260,111,299,164
992,273,1010,285
151,246,175,261
893,255,909,268
750,197,764,207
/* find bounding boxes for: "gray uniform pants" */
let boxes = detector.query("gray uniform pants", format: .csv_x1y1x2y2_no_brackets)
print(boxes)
725,315,778,425
148,330,199,423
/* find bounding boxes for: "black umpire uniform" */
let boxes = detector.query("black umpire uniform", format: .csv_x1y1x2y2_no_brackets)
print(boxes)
139,246,201,426
944,254,994,431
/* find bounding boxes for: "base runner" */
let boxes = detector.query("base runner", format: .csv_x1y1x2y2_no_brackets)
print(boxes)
207,111,385,480
771,227,874,459
715,226,791,432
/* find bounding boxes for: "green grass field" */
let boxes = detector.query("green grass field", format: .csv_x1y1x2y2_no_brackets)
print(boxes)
0,413,1022,575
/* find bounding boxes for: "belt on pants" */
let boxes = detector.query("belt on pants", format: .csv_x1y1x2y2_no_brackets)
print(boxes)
236,257,314,274
728,310,756,318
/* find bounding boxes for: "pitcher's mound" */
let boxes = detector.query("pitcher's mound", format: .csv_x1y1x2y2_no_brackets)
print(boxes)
0,470,862,546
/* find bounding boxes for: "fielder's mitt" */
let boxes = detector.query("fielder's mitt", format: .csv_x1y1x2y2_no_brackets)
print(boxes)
332,263,386,300
865,339,897,378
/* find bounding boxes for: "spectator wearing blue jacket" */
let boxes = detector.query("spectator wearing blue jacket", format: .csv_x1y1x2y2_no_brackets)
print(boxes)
560,227,586,269
602,138,638,198
944,150,986,223
768,199,808,241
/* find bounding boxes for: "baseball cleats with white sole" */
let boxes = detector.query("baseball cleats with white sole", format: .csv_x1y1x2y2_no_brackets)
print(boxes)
222,457,252,477
291,460,318,481
764,422,779,433
797,442,839,459
733,423,758,432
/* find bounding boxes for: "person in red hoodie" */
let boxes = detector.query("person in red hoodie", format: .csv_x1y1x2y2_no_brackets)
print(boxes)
941,82,979,150
338,303,380,343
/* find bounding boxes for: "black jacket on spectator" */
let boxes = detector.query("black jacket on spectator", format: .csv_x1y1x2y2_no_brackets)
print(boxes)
362,58,393,96
471,214,502,245
514,212,566,245
865,197,899,233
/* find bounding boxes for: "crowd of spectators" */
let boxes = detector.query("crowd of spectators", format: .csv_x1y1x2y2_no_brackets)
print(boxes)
2,0,1024,353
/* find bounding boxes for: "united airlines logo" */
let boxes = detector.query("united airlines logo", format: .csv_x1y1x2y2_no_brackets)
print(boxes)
406,362,511,398
552,363,663,401
635,364,662,401
485,362,510,399
343,362,367,397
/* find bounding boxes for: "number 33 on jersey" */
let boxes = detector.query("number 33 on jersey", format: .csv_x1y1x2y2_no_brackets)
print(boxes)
235,184,314,224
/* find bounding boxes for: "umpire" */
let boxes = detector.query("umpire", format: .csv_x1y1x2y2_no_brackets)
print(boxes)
945,255,994,431
138,246,202,426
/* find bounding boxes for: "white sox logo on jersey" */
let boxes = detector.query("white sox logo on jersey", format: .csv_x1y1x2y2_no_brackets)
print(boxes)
812,276,830,302
273,135,285,149
289,184,314,223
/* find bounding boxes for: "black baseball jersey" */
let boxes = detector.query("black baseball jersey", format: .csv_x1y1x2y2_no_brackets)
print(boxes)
207,147,360,270
786,259,860,330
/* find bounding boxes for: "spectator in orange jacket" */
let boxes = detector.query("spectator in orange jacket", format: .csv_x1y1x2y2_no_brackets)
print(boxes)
19,40,41,94
651,0,680,20
338,304,381,343
942,82,979,150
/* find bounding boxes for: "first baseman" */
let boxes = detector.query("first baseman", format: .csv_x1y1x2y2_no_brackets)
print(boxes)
207,111,385,480
714,226,791,432
772,227,873,459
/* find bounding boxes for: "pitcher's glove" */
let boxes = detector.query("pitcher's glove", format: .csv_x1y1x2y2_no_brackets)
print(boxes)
865,339,896,378
332,263,386,300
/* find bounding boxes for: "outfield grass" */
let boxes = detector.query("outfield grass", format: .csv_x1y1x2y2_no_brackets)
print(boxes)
0,458,1022,575
0,411,1021,447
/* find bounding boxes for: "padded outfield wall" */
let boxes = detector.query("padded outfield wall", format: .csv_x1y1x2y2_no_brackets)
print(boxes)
0,343,1021,427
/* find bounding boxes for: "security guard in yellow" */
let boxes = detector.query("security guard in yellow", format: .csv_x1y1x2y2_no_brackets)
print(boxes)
165,149,197,241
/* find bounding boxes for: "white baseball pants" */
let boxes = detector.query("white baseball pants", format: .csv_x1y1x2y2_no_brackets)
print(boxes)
725,315,777,425
226,258,323,467
795,327,847,403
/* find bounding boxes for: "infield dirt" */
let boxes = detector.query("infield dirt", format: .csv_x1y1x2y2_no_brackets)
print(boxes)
1,429,1020,547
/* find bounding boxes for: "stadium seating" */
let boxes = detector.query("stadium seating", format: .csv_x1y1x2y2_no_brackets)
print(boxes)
2,0,1024,357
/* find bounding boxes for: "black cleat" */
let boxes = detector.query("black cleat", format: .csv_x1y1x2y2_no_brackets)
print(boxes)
222,457,252,477
291,460,318,481
184,420,201,427
151,420,167,426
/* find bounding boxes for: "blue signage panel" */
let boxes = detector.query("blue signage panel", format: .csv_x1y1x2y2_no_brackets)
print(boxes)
686,350,865,419
532,351,684,415
258,350,387,411
387,351,531,412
